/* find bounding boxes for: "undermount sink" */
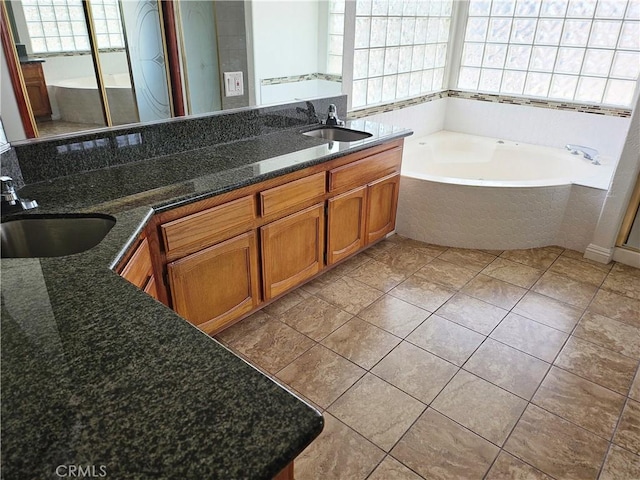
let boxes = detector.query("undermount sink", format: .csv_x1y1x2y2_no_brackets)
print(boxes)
1,214,116,258
303,125,373,142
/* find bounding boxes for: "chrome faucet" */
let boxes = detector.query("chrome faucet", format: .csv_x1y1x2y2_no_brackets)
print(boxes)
565,144,600,165
1,176,38,213
324,104,344,126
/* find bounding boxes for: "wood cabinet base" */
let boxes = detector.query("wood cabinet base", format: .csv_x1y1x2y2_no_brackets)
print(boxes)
273,461,294,480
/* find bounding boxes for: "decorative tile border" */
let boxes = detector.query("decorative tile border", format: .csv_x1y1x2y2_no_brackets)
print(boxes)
348,90,632,119
261,73,342,86
447,90,632,118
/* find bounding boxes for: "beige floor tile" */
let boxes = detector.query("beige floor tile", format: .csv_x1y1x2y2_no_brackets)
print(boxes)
358,295,429,338
330,252,373,276
388,235,449,257
278,295,352,341
573,311,640,359
561,249,613,271
328,374,426,451
389,276,455,312
347,259,409,292
504,404,609,480
589,289,640,329
485,451,553,480
614,400,640,455
464,338,550,400
500,247,560,269
295,413,384,480
432,370,527,445
276,344,365,409
532,366,626,440
532,271,598,309
414,258,477,290
482,257,544,289
490,312,569,362
549,256,609,287
215,310,272,345
631,370,640,401
602,267,640,301
367,456,424,480
438,248,497,273
262,289,309,316
392,408,499,480
221,318,314,374
363,239,398,259
321,317,400,370
373,244,435,275
599,445,640,480
372,341,458,404
513,291,583,333
554,337,638,394
406,315,485,366
461,274,527,310
317,277,384,315
435,293,507,335
612,262,640,277
301,267,345,295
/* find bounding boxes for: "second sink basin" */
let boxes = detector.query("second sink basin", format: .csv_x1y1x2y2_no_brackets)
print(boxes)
1,214,116,258
303,126,372,142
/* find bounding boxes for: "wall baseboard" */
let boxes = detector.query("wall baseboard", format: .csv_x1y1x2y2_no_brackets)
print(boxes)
612,247,640,268
584,244,614,264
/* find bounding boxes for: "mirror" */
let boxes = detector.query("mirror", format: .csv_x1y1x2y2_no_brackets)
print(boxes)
2,0,344,142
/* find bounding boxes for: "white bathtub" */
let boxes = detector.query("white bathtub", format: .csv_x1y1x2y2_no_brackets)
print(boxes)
397,131,611,251
51,73,138,126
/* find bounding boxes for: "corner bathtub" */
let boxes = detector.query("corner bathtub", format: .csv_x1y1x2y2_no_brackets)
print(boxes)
397,131,611,250
52,73,137,126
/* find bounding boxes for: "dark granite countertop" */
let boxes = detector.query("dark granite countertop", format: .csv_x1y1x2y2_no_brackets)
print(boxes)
1,118,412,478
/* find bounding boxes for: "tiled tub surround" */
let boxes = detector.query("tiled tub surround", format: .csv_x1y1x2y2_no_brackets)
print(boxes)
0,100,413,477
397,131,610,252
216,235,640,480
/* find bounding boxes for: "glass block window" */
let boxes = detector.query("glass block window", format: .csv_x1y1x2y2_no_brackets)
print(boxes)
352,0,453,109
22,0,124,54
328,0,345,74
458,0,640,107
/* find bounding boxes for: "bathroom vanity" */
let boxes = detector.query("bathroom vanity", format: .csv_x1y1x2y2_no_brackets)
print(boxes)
1,97,411,478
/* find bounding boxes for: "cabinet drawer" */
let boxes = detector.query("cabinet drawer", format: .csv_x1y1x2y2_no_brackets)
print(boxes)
121,237,153,289
328,147,402,194
161,195,256,259
259,172,325,217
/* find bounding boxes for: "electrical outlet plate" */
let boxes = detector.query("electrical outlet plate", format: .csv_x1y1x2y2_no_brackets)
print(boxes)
224,72,244,97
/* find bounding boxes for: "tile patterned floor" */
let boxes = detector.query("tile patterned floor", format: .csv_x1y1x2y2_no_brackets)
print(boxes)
216,235,640,480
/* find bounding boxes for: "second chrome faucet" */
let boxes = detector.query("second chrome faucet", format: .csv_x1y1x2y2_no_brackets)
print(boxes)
565,144,600,165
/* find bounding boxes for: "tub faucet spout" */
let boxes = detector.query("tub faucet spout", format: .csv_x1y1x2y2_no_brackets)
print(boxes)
565,144,600,165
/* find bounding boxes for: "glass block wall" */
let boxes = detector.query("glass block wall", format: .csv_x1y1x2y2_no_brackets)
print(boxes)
328,0,345,75
351,0,453,109
22,0,124,53
458,0,640,107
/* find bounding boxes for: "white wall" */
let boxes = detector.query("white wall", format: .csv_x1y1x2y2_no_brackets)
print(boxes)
0,45,26,141
251,0,323,105
260,79,341,105
359,98,447,138
444,98,632,161
586,83,640,265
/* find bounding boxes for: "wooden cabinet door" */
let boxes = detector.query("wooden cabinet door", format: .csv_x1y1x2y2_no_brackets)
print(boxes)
21,63,52,118
365,173,400,245
261,203,324,300
327,186,366,266
168,231,260,334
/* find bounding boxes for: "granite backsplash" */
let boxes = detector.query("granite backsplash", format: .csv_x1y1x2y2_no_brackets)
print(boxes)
11,95,347,185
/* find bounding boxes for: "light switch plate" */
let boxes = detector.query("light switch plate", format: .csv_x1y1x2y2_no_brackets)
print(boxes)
223,72,244,97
